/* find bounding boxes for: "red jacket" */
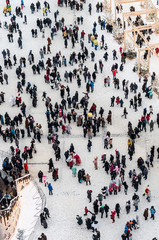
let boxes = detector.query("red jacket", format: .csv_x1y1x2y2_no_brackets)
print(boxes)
45,74,49,81
111,211,116,218
62,125,66,131
91,104,96,111
18,97,22,104
81,31,85,37
116,98,120,103
24,162,28,171
109,187,113,193
112,70,117,76
59,109,62,116
113,184,118,191
145,188,149,194
85,208,89,213
119,47,122,53
146,115,150,121
69,160,73,168
24,147,27,153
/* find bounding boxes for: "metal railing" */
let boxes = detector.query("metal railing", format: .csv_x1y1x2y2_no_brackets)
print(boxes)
0,174,31,240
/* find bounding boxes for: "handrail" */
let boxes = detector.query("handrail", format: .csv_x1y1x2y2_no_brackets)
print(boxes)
0,196,18,215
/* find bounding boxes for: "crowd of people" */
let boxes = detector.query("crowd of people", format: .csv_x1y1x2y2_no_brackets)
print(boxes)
0,0,159,239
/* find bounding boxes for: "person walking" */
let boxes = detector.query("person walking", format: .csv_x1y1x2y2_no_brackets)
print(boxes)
85,173,91,185
143,208,149,220
72,164,77,177
104,204,109,218
93,156,98,169
122,107,128,119
111,210,116,223
125,201,131,214
38,170,43,183
99,205,105,218
48,158,54,172
84,206,89,216
115,203,121,218
150,206,156,220
87,139,92,152
48,183,53,195
87,190,92,202
76,215,83,225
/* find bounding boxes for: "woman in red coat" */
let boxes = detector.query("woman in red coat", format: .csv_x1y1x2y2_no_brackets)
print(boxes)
24,162,29,174
111,210,116,223
90,103,97,115
62,124,66,134
69,160,74,169
45,74,49,83
146,114,150,123
74,154,81,165
116,96,120,105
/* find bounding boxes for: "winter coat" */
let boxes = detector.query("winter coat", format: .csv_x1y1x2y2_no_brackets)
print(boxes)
47,37,51,45
87,190,92,199
97,194,103,202
150,208,156,215
48,183,53,191
92,221,98,230
25,119,29,129
87,128,92,137
124,225,128,234
74,154,81,165
87,141,92,148
99,206,104,213
104,204,109,213
111,211,116,219
143,208,148,218
77,116,82,126
38,171,43,179
112,69,117,76
76,216,83,225
150,120,154,128
115,204,120,213
85,174,90,182
49,159,54,169
24,162,28,171
107,114,112,124
133,198,140,206
86,218,92,229
72,165,77,175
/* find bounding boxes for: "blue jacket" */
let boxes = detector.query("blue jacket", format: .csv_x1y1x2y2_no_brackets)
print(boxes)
11,128,15,135
0,115,4,124
48,183,53,191
90,81,94,88
150,208,156,215
124,225,128,234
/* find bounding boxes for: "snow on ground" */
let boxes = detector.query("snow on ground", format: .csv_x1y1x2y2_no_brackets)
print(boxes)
0,0,159,240
12,181,42,240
